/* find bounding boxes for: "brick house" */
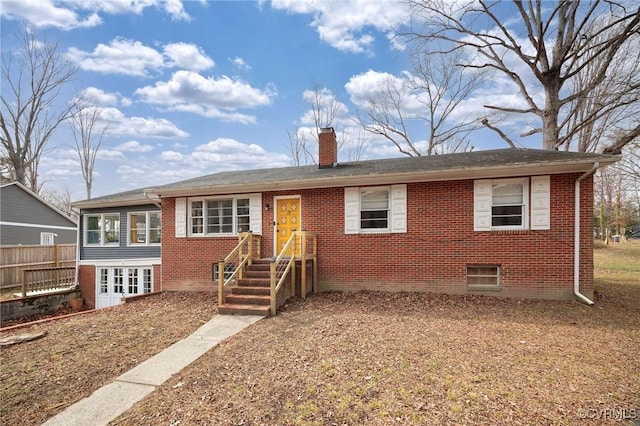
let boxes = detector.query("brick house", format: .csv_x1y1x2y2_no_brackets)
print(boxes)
74,128,618,311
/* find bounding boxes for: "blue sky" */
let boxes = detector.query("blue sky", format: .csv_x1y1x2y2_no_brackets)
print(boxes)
1,0,532,200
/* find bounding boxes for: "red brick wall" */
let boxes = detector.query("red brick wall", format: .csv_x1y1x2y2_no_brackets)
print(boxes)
78,265,96,309
161,173,594,301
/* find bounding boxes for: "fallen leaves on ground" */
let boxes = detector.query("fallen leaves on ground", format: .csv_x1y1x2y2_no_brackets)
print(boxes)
0,292,217,425
114,288,639,426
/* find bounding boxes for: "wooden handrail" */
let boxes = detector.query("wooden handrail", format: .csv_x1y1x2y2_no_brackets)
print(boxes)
217,232,261,306
270,232,297,315
21,266,76,297
269,231,318,314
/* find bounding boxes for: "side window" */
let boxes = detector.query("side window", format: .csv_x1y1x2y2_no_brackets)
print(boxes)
474,178,533,231
129,212,162,245
40,232,55,246
491,182,525,228
360,189,389,230
85,213,120,246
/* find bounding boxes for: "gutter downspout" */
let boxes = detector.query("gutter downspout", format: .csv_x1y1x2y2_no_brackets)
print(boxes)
73,208,81,289
574,162,599,306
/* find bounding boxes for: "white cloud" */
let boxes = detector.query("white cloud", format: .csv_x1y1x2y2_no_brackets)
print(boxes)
113,138,291,190
161,151,184,161
67,38,215,77
270,0,408,54
80,87,127,106
230,57,252,71
67,38,165,77
0,0,192,30
135,70,276,124
0,0,101,30
164,42,214,71
116,140,154,153
97,107,189,138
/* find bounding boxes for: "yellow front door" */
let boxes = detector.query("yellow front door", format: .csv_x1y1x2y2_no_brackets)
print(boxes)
276,198,300,254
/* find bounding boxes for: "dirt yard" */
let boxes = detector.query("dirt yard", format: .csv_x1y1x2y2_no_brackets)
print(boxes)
1,242,639,425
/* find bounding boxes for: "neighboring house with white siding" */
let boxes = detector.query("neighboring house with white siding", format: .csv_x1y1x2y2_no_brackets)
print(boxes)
0,182,76,246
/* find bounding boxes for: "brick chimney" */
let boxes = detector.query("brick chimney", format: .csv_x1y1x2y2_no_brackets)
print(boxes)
318,127,337,169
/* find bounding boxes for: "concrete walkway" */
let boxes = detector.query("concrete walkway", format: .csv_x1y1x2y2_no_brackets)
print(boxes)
43,315,264,426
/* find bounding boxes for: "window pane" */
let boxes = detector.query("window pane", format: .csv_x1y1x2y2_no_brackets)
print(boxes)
128,269,139,294
87,216,101,244
492,183,523,205
492,205,523,226
236,199,250,233
113,268,124,293
207,199,233,233
104,214,120,244
130,214,146,244
360,190,389,229
361,210,389,229
143,269,152,293
361,190,389,210
100,269,109,294
191,201,204,234
149,213,161,243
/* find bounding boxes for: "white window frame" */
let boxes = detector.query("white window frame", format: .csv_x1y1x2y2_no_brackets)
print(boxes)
40,232,55,246
474,178,529,231
127,211,162,246
360,187,391,232
491,178,528,230
84,213,121,247
345,184,407,235
188,196,252,237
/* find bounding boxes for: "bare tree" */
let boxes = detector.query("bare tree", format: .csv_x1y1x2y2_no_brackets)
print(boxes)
565,17,640,153
355,49,487,156
287,85,352,165
407,0,640,152
41,186,77,221
0,27,80,192
69,106,106,198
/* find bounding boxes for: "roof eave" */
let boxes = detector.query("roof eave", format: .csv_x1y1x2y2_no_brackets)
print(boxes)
71,196,160,210
148,158,616,198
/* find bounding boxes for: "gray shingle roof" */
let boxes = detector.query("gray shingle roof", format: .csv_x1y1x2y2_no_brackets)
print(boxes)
73,148,619,207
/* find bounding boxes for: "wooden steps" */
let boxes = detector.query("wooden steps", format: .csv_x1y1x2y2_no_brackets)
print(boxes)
218,259,275,316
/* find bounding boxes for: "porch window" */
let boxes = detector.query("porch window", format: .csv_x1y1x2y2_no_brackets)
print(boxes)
128,212,162,245
190,197,251,236
85,213,120,246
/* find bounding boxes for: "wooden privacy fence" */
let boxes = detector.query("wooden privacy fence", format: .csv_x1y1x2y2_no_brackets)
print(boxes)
0,244,76,289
